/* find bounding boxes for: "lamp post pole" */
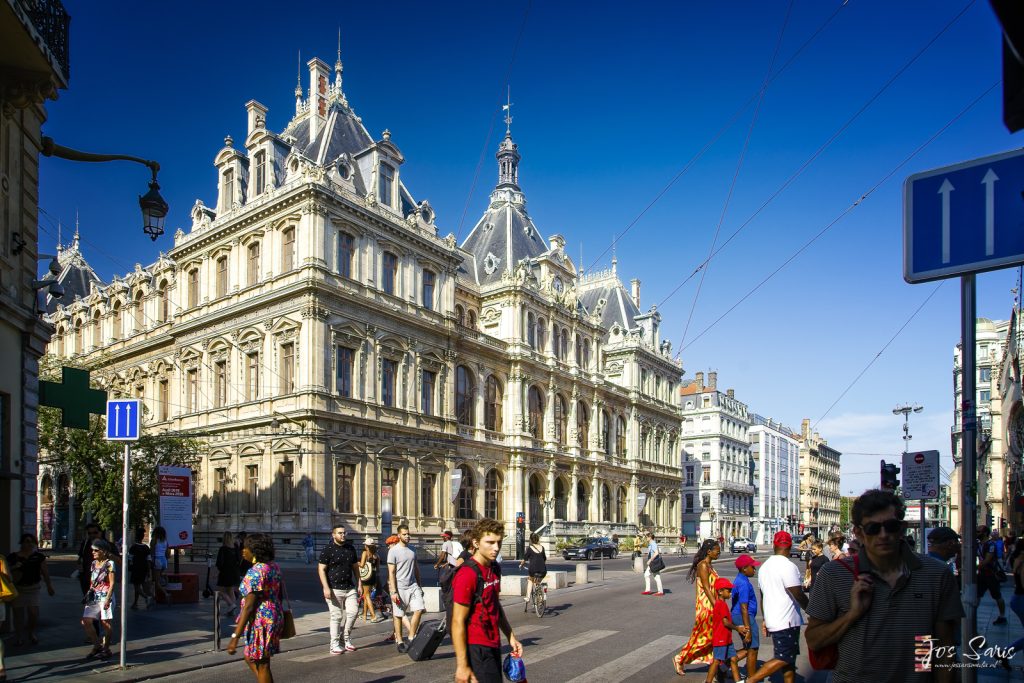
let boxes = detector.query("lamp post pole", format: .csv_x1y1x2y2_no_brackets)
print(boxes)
893,404,924,549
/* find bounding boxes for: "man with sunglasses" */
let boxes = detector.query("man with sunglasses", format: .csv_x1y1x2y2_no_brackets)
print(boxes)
805,490,962,682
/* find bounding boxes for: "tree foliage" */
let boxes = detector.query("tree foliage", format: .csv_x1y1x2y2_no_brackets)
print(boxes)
38,355,203,534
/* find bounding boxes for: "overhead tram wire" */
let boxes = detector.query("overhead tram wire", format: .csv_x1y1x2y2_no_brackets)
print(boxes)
678,78,997,359
583,0,853,276
679,0,795,349
661,0,979,330
454,0,533,244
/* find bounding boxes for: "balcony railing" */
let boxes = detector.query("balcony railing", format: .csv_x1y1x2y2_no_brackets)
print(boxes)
22,0,71,81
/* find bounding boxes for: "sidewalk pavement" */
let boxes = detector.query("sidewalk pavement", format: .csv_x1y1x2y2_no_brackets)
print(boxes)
1,554,691,681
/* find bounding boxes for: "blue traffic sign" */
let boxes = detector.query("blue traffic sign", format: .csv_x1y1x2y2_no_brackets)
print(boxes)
106,399,141,441
904,147,1024,283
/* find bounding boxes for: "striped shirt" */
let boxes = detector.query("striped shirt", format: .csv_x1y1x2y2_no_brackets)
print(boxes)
806,546,963,682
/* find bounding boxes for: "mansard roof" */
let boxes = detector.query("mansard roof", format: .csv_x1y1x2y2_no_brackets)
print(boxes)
45,232,104,314
460,132,548,286
578,263,642,333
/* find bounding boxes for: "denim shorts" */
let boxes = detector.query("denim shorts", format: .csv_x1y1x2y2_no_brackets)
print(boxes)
713,644,736,662
737,624,759,651
769,626,801,665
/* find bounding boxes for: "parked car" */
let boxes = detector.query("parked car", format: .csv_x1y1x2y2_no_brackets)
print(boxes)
730,538,756,554
562,536,619,560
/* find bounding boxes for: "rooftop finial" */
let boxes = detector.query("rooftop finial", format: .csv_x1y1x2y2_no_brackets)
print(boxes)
502,86,513,136
295,49,302,97
56,219,62,251
335,27,343,90
611,234,618,274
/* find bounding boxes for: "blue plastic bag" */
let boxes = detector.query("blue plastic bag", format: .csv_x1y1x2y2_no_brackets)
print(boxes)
503,653,526,682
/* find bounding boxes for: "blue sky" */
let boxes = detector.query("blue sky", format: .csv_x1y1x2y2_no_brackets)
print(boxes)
41,1,1017,497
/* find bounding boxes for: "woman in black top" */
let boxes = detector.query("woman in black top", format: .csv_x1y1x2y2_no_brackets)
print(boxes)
216,531,242,616
127,528,152,609
8,533,54,645
519,533,547,604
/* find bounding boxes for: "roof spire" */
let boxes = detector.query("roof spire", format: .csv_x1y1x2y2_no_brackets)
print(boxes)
295,49,303,113
611,234,618,275
502,86,513,136
334,27,343,91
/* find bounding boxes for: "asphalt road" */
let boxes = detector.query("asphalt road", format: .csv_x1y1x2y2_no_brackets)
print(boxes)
147,551,772,683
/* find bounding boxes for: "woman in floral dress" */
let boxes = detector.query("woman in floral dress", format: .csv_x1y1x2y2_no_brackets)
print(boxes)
81,539,117,661
674,539,721,675
227,533,283,683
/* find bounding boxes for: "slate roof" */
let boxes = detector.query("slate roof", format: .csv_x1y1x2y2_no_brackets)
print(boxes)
578,273,642,333
45,233,104,314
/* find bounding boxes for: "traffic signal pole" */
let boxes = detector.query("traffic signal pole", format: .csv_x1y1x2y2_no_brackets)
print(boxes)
961,274,977,683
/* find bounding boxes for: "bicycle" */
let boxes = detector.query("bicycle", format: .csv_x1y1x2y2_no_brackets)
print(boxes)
523,574,547,617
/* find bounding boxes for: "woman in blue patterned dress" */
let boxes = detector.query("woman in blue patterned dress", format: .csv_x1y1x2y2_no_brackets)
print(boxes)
227,533,283,682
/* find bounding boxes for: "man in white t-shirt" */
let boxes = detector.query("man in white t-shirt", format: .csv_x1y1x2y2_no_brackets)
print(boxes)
744,531,808,683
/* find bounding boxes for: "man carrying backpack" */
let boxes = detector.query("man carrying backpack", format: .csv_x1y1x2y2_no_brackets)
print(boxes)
452,518,523,683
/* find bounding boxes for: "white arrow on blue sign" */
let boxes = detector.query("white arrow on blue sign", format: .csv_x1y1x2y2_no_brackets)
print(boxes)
105,399,141,441
904,147,1024,283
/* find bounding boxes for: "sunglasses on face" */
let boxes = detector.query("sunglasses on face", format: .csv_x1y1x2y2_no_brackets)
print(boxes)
859,519,903,536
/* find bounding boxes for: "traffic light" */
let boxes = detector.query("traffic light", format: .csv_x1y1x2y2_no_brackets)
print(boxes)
880,459,900,492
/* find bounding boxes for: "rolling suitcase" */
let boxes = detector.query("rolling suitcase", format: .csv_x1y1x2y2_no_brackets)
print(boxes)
407,618,446,661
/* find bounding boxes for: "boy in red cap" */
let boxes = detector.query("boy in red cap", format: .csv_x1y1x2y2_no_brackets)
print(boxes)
732,554,761,678
709,577,748,683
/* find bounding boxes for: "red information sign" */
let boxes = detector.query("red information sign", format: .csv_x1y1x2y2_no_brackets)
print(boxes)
158,466,193,548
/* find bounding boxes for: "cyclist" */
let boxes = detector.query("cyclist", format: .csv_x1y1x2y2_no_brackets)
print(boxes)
519,533,547,606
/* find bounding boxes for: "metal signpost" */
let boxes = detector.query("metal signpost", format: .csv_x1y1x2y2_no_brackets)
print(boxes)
105,398,141,670
904,148,1024,682
902,450,940,552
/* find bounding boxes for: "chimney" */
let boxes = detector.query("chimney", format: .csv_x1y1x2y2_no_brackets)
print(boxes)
246,100,268,136
308,58,331,143
708,371,717,390
727,389,734,399
695,371,704,391
802,418,810,437
631,278,641,307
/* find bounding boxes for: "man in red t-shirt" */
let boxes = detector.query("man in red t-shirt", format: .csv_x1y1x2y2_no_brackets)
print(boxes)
452,518,523,683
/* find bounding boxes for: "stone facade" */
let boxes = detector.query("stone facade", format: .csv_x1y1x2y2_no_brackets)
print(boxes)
40,54,683,551
0,0,70,551
798,418,841,538
679,372,755,541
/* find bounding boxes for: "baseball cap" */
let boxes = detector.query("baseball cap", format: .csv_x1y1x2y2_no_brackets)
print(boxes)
773,531,793,547
364,536,378,546
927,527,959,544
713,577,733,591
441,530,453,539
735,554,761,570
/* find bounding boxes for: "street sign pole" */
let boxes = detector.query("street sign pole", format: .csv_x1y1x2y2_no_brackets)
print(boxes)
961,274,977,683
120,442,130,670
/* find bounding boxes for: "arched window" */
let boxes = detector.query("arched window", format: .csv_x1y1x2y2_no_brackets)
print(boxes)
281,227,296,272
575,335,583,366
601,483,611,521
526,312,536,348
616,416,627,456
576,481,590,522
467,310,477,328
111,301,122,341
456,304,466,326
583,339,591,369
554,394,567,446
577,401,590,450
456,365,475,426
73,319,83,355
158,281,169,323
92,311,102,348
602,410,611,455
552,325,561,358
528,386,544,439
338,232,355,278
382,251,398,295
456,465,475,520
133,290,144,332
484,469,503,519
554,478,567,519
485,376,503,431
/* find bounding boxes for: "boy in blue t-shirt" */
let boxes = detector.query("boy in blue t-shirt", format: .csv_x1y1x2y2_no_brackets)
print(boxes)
732,554,761,679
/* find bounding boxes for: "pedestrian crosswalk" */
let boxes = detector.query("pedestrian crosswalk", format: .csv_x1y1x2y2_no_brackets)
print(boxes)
564,635,682,683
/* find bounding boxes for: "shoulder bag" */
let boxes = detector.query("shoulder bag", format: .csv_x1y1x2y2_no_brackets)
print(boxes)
279,575,296,639
807,554,859,670
649,554,666,573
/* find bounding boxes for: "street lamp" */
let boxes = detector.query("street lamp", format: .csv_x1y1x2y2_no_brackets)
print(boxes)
40,136,169,240
893,403,924,453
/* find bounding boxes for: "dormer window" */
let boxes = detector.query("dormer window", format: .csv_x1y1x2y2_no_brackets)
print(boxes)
378,163,394,207
253,151,266,195
223,168,235,208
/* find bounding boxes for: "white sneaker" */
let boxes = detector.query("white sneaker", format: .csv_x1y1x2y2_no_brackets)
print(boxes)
330,646,344,655
345,641,357,652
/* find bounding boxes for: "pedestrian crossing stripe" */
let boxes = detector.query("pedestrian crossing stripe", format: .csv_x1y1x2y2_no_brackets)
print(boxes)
564,634,682,683
335,624,553,672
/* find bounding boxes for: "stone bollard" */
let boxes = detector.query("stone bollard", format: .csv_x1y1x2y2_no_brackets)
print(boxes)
633,555,644,573
575,562,589,585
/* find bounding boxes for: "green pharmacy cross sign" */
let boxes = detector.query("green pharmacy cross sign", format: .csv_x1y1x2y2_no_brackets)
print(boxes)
39,367,108,430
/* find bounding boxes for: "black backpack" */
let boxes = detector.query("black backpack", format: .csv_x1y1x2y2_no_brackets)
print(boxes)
453,559,501,617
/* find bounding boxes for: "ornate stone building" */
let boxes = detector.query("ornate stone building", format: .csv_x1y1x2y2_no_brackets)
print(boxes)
40,54,683,549
1,0,70,551
798,418,841,538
